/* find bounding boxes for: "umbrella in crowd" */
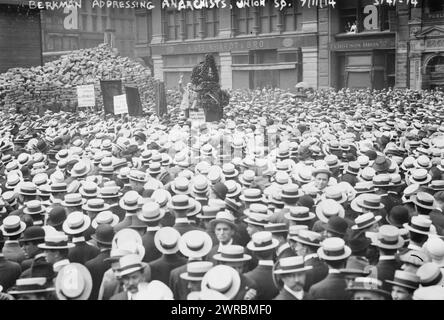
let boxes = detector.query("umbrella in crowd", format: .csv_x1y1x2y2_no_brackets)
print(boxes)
1,86,444,301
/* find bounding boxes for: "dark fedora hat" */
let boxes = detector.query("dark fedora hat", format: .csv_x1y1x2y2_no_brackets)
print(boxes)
91,225,114,246
386,205,410,228
47,207,67,227
323,216,348,237
372,156,392,173
20,226,45,243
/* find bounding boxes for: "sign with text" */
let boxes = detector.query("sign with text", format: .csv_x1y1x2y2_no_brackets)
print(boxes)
331,38,396,51
113,94,128,115
190,110,206,124
76,84,95,107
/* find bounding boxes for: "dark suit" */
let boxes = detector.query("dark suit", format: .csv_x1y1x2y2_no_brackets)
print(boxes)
0,256,21,291
173,222,200,235
21,249,44,272
149,254,187,285
376,258,400,291
2,241,26,264
68,240,100,265
110,291,128,300
308,272,350,300
273,288,313,300
19,254,53,280
169,264,189,300
109,204,126,222
244,263,279,300
429,210,444,236
142,229,162,263
234,274,257,300
85,249,112,300
304,256,329,291
113,214,133,233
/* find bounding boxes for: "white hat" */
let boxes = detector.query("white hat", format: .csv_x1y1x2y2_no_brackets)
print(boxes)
246,231,279,252
179,230,213,259
201,265,241,300
317,237,351,261
154,227,181,255
62,212,91,235
133,281,173,300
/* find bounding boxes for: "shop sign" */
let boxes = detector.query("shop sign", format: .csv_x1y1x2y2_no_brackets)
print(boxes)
331,38,395,51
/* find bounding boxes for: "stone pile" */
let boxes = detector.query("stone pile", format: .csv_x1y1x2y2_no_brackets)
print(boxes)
0,44,157,112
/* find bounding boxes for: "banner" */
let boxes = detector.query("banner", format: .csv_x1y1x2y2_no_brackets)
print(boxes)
125,86,143,117
190,109,206,124
76,84,95,108
100,80,122,114
113,94,128,115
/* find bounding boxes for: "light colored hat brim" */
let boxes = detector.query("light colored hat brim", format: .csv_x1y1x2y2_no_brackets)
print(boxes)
374,236,404,249
38,243,75,250
320,193,348,204
409,175,432,185
91,214,119,229
289,236,321,247
201,268,241,300
63,215,91,235
55,263,92,300
186,200,202,217
180,273,205,281
386,279,418,290
179,232,213,258
317,246,352,261
9,287,55,295
61,199,87,207
137,209,166,223
209,218,237,231
0,221,26,237
351,215,382,230
118,263,147,278
98,192,123,199
274,265,312,275
315,205,345,223
119,199,140,211
402,223,431,235
213,253,251,263
246,238,280,252
284,211,316,222
82,203,111,212
238,194,263,202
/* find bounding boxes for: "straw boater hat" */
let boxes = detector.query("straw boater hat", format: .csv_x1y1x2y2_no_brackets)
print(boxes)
274,256,313,275
403,216,433,235
213,245,252,263
279,184,303,202
91,211,119,229
0,216,26,237
411,192,435,210
347,277,391,299
315,199,345,223
119,191,142,211
351,212,382,230
61,193,86,207
289,229,322,247
8,277,55,296
62,212,91,236
38,232,75,250
373,225,404,250
201,265,241,300
116,254,148,277
317,237,351,261
284,206,316,222
82,198,110,213
209,211,237,231
180,261,214,282
244,203,272,226
168,194,194,211
23,200,46,216
320,185,348,204
225,180,242,199
246,231,279,252
408,168,432,185
154,227,181,255
386,270,420,291
179,230,213,259
350,193,384,213
138,202,165,223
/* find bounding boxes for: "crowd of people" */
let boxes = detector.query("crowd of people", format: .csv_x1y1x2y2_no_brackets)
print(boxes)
1,86,444,300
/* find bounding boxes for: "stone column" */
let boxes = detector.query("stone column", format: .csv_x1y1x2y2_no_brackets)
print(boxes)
302,47,318,89
409,52,422,91
152,55,164,82
395,4,410,88
151,5,164,44
219,52,233,89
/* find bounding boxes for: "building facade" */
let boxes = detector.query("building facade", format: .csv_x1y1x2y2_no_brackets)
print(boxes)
41,0,136,62
0,1,42,73
142,1,318,90
132,0,444,91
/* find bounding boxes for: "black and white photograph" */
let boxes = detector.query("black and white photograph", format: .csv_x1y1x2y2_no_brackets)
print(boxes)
1,0,444,306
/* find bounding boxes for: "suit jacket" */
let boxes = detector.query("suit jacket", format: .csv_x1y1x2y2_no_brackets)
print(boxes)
19,254,52,279
2,241,26,264
109,204,126,222
169,264,189,300
273,288,313,300
0,256,21,291
173,222,200,235
429,210,444,236
21,249,44,272
113,215,133,233
85,249,112,300
142,229,162,263
98,264,151,300
304,256,329,291
68,241,100,265
149,254,187,285
244,264,279,300
234,274,258,300
376,258,400,291
308,273,350,300
110,290,128,300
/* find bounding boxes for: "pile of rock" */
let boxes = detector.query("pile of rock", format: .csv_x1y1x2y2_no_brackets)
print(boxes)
0,44,157,112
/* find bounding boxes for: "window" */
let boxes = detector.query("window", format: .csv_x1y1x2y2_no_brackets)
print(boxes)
234,7,255,35
254,50,278,64
259,2,278,33
205,8,219,38
279,51,298,63
136,14,148,43
165,9,180,40
338,0,394,34
185,10,199,39
282,4,299,31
